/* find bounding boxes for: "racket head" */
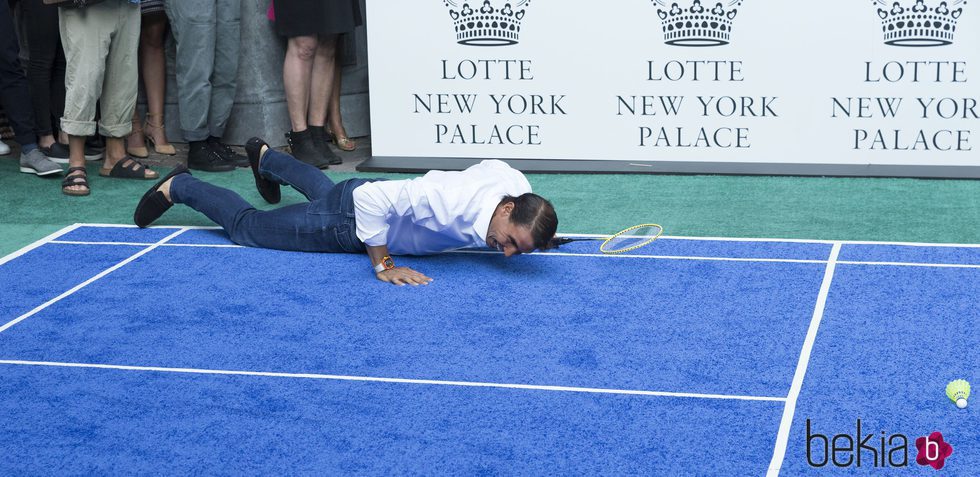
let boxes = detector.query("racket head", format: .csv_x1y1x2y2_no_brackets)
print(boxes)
599,224,663,254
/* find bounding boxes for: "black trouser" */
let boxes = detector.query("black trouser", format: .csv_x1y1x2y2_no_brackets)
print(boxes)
21,0,66,138
0,0,36,146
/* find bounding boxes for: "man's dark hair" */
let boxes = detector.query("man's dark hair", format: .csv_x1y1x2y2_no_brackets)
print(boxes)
502,193,558,250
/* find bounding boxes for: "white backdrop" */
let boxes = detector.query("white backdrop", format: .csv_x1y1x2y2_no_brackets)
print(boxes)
367,0,979,173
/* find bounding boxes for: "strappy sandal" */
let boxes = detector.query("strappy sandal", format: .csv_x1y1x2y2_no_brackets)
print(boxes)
127,117,149,158
99,156,159,180
144,114,177,155
62,166,90,196
327,124,357,151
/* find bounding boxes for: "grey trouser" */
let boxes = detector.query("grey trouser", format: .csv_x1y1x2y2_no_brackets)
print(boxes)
59,0,140,137
164,0,241,142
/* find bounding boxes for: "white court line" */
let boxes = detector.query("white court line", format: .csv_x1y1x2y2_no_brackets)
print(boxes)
0,224,81,267
0,359,786,402
69,224,980,248
565,232,980,248
51,240,244,249
767,242,842,476
41,240,980,268
0,228,188,335
837,260,980,270
459,249,826,264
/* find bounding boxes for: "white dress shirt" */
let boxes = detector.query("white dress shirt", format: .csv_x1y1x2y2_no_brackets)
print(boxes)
352,160,532,255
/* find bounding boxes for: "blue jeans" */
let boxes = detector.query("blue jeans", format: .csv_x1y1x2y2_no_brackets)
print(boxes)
170,148,375,253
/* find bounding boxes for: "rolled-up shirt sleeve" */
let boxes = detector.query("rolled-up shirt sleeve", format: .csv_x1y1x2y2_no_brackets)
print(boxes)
352,183,395,246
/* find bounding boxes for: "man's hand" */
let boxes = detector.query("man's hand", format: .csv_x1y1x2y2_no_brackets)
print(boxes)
376,266,433,286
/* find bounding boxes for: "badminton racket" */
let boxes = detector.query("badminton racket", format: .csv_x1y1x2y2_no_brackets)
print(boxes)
550,224,663,254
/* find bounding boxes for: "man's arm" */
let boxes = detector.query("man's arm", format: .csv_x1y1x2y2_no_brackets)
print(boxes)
354,185,431,286
366,245,433,286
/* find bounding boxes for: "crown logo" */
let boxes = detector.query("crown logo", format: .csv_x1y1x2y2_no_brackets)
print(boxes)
443,0,530,46
651,1,745,47
873,0,967,46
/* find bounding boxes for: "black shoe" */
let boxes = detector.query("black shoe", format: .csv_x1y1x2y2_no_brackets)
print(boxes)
245,137,281,204
41,142,71,164
134,164,189,228
84,135,104,160
186,140,236,172
42,141,103,163
207,136,249,168
310,127,342,165
286,129,330,169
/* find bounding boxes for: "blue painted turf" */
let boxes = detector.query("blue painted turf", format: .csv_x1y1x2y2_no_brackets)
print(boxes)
1,226,978,474
0,364,784,475
780,264,980,475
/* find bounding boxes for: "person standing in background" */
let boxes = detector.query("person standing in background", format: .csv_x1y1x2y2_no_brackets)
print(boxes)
126,0,177,159
0,0,62,176
274,0,362,169
164,0,246,172
59,0,158,196
20,0,68,162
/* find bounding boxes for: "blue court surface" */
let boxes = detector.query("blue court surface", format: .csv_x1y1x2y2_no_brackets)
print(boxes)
1,224,977,475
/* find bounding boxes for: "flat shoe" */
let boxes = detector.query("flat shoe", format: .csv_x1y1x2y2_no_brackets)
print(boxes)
245,137,281,204
134,164,188,227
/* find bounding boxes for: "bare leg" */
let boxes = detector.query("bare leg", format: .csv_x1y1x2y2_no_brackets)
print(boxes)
327,55,355,151
283,35,319,132
140,12,173,153
307,34,336,129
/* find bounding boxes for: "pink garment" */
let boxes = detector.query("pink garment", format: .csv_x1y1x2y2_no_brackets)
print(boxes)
267,1,275,21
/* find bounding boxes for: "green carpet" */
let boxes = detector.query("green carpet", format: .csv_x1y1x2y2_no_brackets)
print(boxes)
2,156,979,258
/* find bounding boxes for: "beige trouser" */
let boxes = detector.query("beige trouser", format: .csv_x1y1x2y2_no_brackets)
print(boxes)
59,0,140,138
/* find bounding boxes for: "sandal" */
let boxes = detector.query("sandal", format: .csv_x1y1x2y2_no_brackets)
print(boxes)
327,124,357,152
145,113,177,155
62,166,90,196
127,117,149,158
99,156,159,180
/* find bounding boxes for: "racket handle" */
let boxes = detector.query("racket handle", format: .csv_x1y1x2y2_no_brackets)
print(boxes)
550,237,574,248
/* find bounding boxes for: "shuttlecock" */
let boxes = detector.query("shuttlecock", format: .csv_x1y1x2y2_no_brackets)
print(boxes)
946,379,970,409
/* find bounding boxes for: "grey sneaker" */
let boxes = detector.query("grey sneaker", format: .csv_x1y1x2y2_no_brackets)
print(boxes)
20,148,64,176
0,141,11,156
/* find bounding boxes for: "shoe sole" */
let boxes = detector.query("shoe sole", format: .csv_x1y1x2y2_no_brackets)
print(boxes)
20,166,63,177
48,155,103,164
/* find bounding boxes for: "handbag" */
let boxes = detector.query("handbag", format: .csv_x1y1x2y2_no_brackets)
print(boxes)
42,0,107,7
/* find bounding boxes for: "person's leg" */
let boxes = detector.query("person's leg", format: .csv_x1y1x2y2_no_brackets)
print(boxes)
166,173,350,252
52,38,67,145
257,147,336,200
164,0,216,143
283,35,317,133
60,1,122,192
99,1,155,180
327,55,355,151
208,0,239,140
22,0,61,147
139,11,174,154
305,34,341,164
0,0,38,149
307,35,335,131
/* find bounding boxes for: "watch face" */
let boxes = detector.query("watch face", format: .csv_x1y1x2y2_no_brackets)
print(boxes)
383,257,395,269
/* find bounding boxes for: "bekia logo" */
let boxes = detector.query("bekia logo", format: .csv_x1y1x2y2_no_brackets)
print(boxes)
872,0,968,46
806,419,955,470
443,0,531,46
916,432,954,470
651,0,745,47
